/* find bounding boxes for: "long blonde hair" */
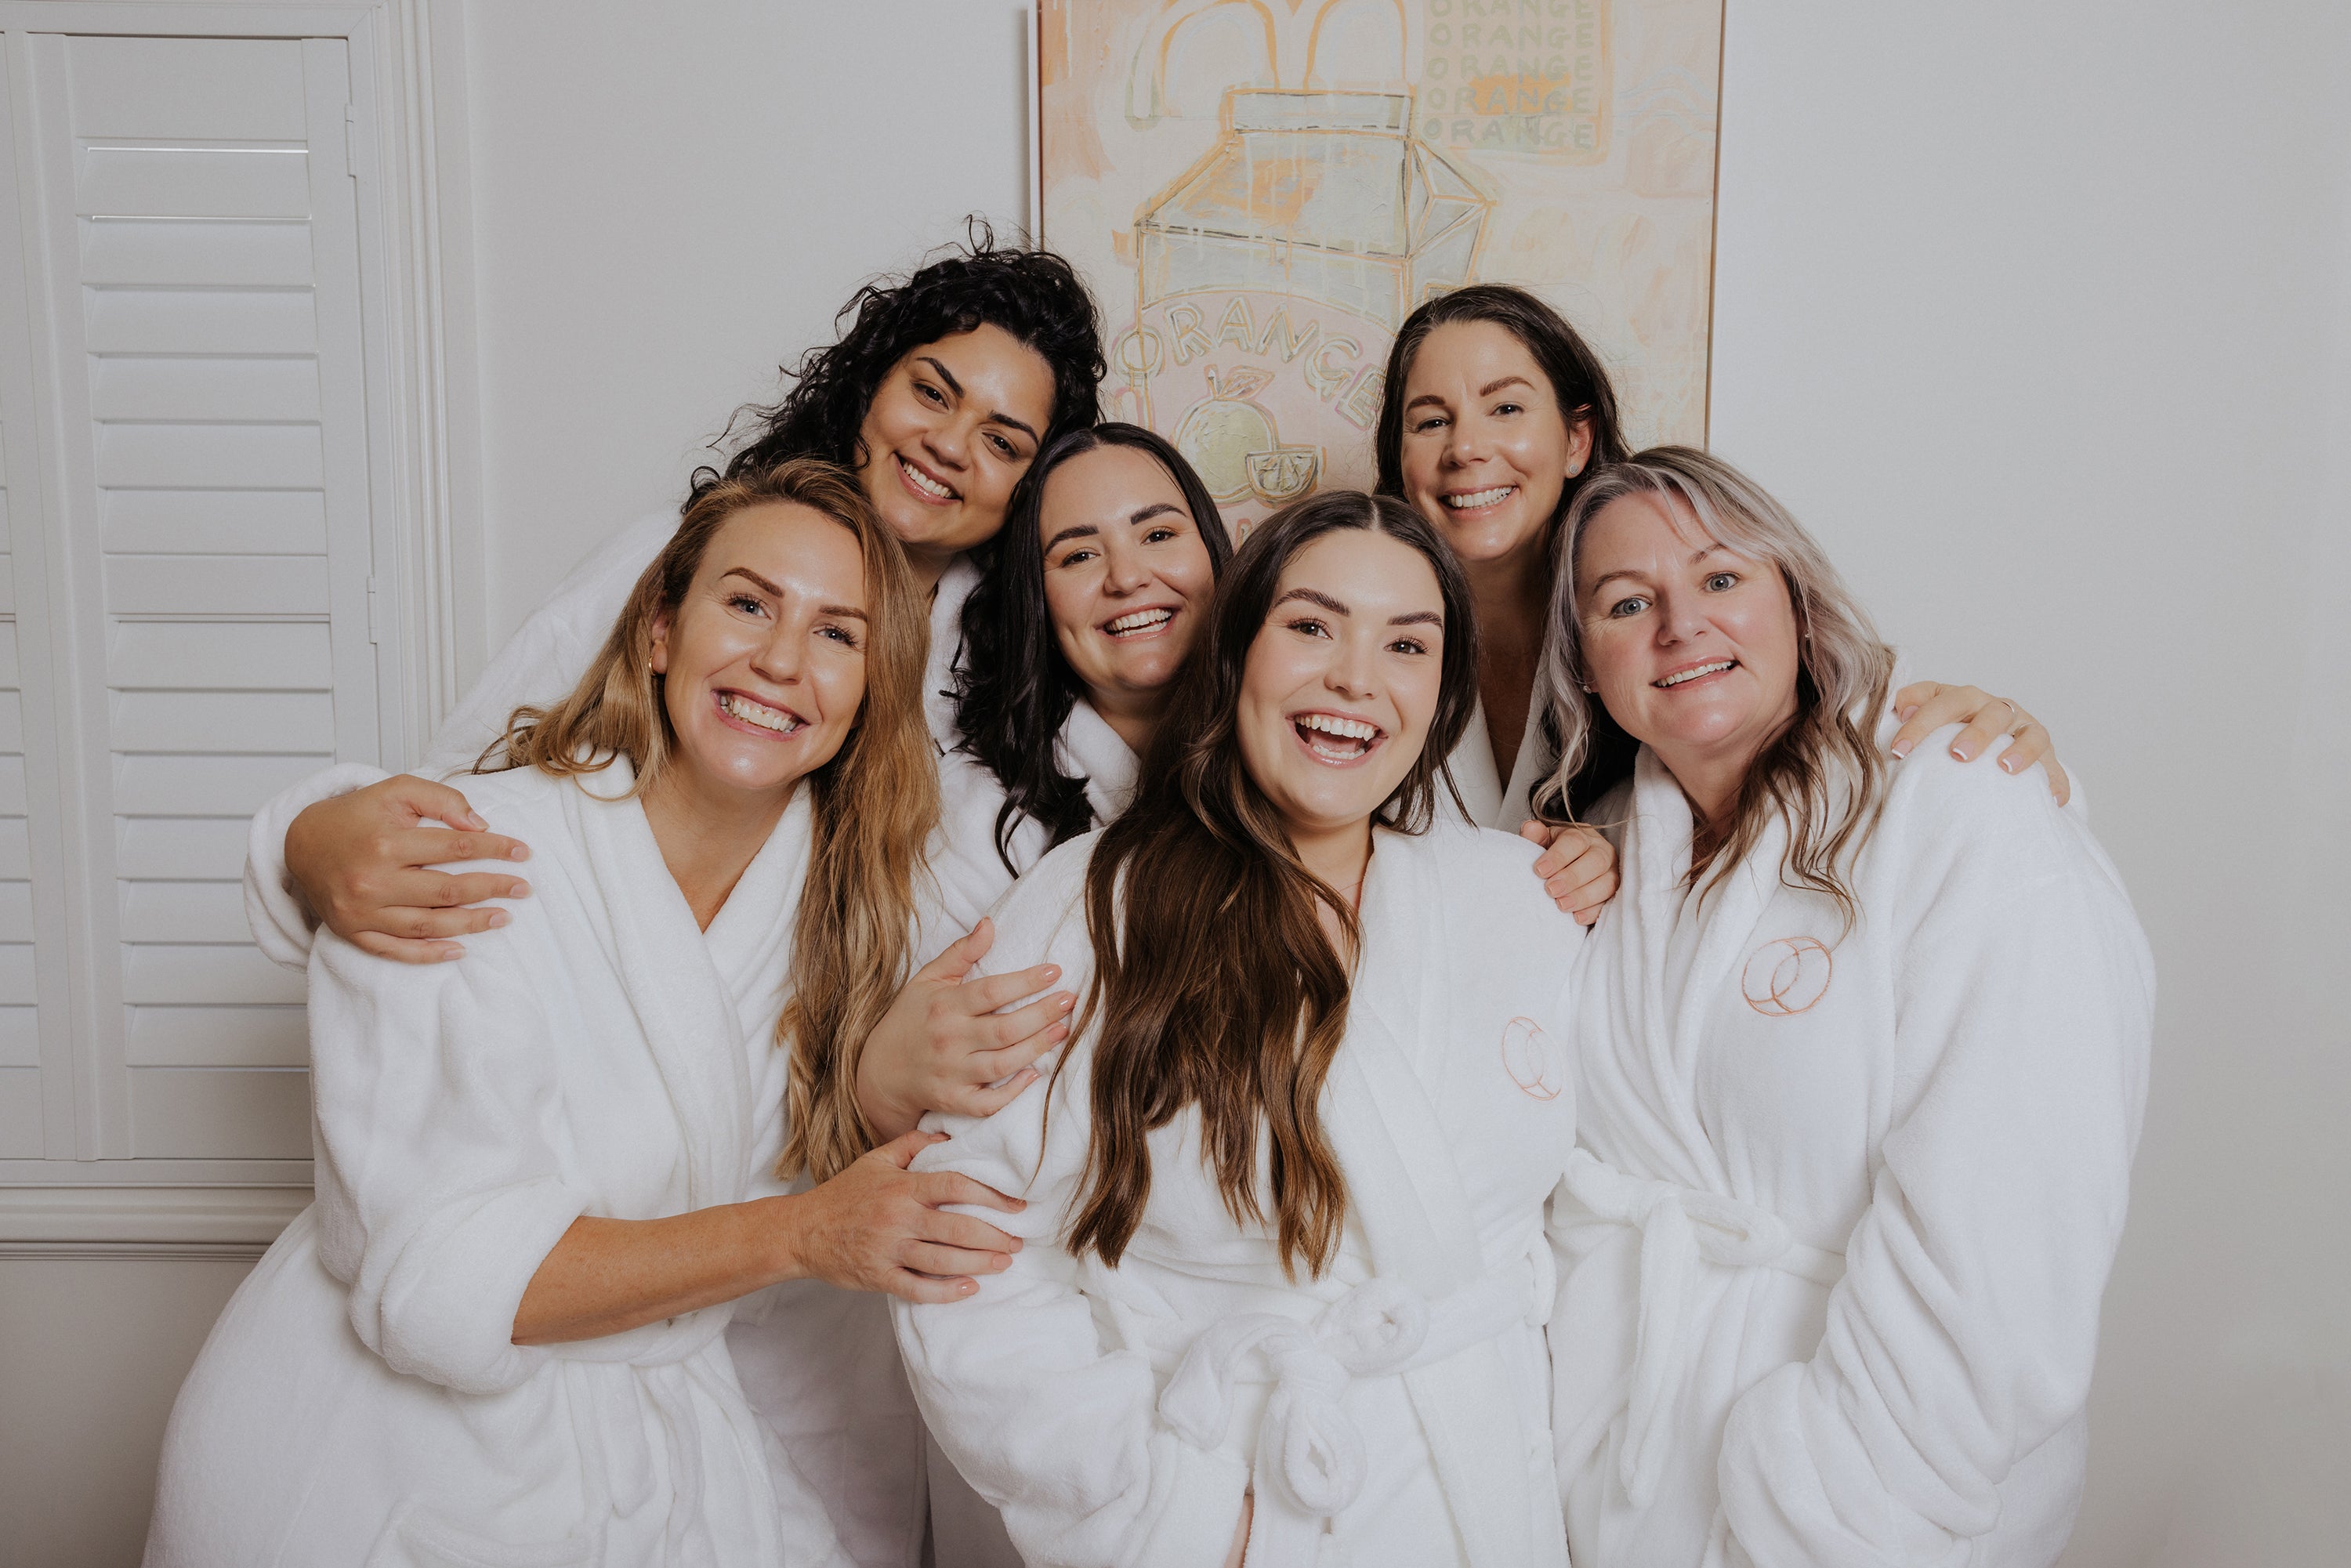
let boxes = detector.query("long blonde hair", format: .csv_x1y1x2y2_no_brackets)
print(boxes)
487,458,939,1181
1534,446,1896,931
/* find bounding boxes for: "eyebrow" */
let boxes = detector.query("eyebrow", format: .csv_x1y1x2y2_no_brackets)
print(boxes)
918,356,1041,445
1402,374,1535,415
1043,502,1185,556
721,566,868,621
1273,586,1444,628
1582,544,1731,596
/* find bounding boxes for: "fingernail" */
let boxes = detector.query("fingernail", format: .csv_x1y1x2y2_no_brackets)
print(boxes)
1889,740,1911,759
1896,705,1918,720
1057,994,1075,1012
509,880,531,898
1041,965,1060,980
435,946,462,962
1951,745,1969,761
958,1280,976,1295
487,909,509,928
509,844,530,860
2000,755,2020,772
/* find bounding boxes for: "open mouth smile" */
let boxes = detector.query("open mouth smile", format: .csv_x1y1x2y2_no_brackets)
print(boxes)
894,454,959,505
1101,607,1176,639
1290,710,1386,766
1654,659,1737,690
715,689,807,737
1442,484,1516,512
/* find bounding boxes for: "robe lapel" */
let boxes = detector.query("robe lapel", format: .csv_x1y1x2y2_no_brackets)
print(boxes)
1445,701,1505,828
924,555,981,752
566,766,775,1209
1056,700,1141,827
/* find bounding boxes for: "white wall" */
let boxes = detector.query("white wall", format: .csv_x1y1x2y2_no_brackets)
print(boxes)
462,0,1033,656
1704,2,2351,1562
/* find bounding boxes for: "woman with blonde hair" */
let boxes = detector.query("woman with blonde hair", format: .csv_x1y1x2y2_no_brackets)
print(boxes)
1538,447,2153,1567
147,460,1026,1567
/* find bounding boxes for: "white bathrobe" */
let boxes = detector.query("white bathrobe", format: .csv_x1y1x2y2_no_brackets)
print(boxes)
894,818,1585,1568
926,697,1140,942
1550,730,2152,1568
148,762,860,1568
1447,696,1553,831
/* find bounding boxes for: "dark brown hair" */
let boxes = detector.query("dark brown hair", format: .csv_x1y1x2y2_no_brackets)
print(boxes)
1063,491,1480,1279
1371,282,1632,568
487,458,940,1181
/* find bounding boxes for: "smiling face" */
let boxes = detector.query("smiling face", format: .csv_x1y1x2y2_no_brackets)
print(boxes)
854,323,1057,579
1574,488,1803,788
1397,319,1593,572
650,501,871,805
1039,444,1218,719
1235,529,1447,856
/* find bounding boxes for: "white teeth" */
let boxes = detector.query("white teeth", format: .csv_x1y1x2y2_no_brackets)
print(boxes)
1297,713,1378,741
898,456,953,499
719,692,802,734
1444,485,1515,509
1105,607,1174,636
1655,661,1734,688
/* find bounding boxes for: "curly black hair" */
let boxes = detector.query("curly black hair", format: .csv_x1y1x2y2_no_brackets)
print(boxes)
692,218,1105,511
954,424,1234,873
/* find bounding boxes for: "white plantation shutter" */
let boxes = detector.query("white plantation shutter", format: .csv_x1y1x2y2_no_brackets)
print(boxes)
0,21,400,1182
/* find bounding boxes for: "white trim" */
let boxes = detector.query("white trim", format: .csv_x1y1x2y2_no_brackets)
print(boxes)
0,1183,309,1255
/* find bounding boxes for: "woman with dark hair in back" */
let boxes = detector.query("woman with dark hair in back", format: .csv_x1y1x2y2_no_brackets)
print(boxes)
893,491,1585,1568
1371,284,2074,917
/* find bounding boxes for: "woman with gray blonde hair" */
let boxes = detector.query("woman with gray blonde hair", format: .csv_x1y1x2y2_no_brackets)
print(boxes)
1538,447,2154,1568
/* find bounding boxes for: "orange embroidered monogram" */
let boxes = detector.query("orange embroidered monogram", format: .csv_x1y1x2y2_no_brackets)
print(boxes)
1741,937,1834,1017
1502,1016,1564,1100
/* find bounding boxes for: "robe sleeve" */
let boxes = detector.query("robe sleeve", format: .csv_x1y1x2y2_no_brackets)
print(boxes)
306,909,592,1396
1714,749,2153,1567
237,512,675,971
888,852,1250,1568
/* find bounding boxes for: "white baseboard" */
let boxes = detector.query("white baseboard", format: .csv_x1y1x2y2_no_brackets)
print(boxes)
0,1186,310,1259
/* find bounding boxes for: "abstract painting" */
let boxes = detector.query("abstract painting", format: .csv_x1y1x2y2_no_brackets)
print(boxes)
1038,0,1725,532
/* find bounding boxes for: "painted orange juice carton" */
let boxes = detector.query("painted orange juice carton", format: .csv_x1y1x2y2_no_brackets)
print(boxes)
1118,89,1491,531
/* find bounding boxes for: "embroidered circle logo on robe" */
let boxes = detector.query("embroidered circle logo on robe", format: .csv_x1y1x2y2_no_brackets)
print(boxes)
1741,936,1834,1017
1500,1016,1563,1101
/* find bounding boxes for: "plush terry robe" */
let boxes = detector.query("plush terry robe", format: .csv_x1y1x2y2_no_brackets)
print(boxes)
926,697,1140,942
893,819,1584,1568
1447,696,1555,831
147,762,856,1568
1550,730,2152,1568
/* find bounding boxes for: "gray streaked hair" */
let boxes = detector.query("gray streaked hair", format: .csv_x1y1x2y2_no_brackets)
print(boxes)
1533,445,1897,929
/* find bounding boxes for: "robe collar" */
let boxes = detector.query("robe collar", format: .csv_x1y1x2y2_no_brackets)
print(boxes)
924,553,984,753
1447,697,1556,831
1056,698,1142,827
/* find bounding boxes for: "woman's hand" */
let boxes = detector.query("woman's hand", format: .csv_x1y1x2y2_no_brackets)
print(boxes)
1518,820,1620,925
1889,682,2070,805
284,775,533,962
780,1131,1027,1303
857,918,1077,1142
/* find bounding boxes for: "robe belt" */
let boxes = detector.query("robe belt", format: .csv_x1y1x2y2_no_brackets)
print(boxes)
1157,1264,1540,1560
1560,1150,1846,1510
559,1308,767,1568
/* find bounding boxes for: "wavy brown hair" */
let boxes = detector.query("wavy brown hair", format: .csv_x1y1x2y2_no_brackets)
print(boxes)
1063,491,1480,1279
1534,447,1896,932
485,458,938,1181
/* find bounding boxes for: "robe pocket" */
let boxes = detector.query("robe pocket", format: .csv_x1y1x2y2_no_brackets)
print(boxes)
366,1502,599,1568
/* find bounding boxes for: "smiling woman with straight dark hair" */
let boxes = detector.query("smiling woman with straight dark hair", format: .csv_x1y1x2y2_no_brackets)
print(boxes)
893,491,1587,1568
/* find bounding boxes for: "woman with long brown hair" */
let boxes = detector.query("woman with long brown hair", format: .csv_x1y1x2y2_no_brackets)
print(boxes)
147,462,1026,1567
893,491,1582,1567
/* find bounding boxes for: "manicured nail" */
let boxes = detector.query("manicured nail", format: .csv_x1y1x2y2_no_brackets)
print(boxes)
487,909,509,928
2000,755,2020,772
508,844,530,860
1889,740,1911,759
1041,965,1060,980
958,1279,977,1295
434,945,462,962
1895,705,1918,721
1057,994,1075,1012
1950,745,1970,761
509,880,531,898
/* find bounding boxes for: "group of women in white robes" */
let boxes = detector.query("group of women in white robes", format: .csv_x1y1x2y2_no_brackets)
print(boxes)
145,222,2148,1568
